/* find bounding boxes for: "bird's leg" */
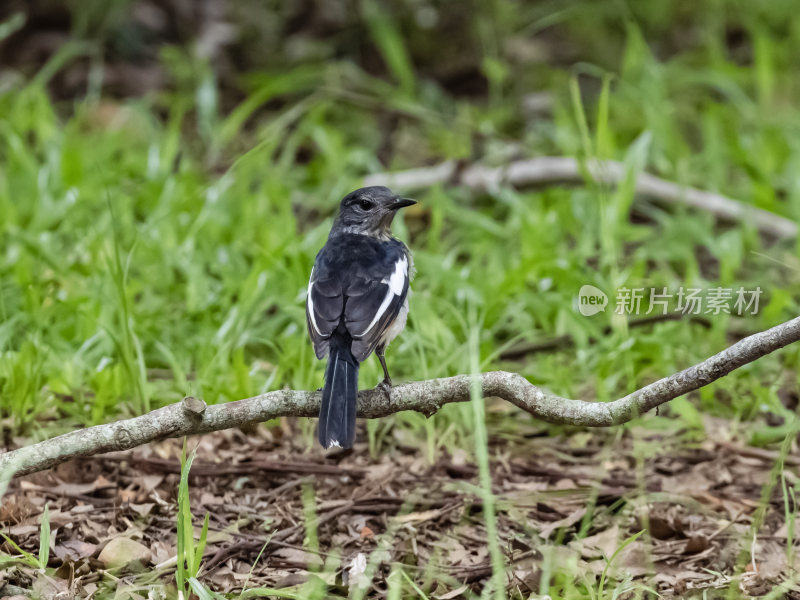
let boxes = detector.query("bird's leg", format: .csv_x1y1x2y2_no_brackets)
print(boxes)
377,346,392,386
376,345,392,399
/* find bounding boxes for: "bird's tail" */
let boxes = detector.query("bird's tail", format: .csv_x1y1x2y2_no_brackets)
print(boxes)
318,335,359,448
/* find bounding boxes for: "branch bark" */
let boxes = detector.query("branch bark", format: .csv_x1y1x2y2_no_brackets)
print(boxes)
364,156,797,239
2,316,799,478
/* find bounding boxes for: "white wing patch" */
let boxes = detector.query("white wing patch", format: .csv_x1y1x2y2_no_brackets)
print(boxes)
307,269,322,335
362,256,407,336
362,289,394,336
386,256,407,295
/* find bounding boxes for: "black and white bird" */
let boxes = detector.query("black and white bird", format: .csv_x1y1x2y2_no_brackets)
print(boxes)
306,186,415,449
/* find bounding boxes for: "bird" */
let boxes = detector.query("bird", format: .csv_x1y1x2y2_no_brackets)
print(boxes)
306,186,415,449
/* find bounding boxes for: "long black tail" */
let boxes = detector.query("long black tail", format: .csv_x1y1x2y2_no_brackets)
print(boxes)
318,334,359,448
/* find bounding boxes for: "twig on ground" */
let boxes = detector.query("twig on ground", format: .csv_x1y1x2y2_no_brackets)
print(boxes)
717,441,800,467
2,316,799,478
99,455,366,477
364,156,797,239
451,549,539,584
204,499,361,572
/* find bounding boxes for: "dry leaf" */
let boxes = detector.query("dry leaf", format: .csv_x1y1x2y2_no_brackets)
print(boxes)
539,507,586,540
683,533,709,555
348,553,368,589
54,539,97,561
434,584,469,599
98,537,152,568
273,547,323,568
129,503,155,516
577,525,621,560
392,509,442,524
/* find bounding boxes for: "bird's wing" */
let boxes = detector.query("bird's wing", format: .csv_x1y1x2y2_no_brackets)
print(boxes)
307,236,411,362
345,253,410,362
306,267,343,359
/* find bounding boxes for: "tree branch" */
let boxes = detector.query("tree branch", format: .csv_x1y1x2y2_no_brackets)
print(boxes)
364,156,797,239
2,316,799,478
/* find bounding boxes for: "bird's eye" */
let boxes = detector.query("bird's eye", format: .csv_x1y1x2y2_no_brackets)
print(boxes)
358,199,374,211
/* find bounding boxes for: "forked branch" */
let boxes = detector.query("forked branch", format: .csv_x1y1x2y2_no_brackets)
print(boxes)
2,316,799,478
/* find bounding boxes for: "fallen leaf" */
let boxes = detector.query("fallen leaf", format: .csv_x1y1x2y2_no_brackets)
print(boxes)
129,503,155,516
753,540,789,579
0,495,37,522
539,507,586,540
274,572,309,588
32,573,69,598
348,553,368,589
434,584,469,599
648,515,676,539
5,524,38,537
684,533,709,555
117,488,138,503
139,474,164,492
392,509,442,524
449,448,469,467
553,478,577,490
98,537,152,568
577,525,620,560
54,539,97,561
273,547,323,568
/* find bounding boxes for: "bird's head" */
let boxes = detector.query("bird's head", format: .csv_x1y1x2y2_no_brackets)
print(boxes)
331,186,416,239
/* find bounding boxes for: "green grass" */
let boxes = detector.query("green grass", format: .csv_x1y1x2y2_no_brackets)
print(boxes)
0,501,50,572
2,72,797,445
3,0,800,597
177,442,211,595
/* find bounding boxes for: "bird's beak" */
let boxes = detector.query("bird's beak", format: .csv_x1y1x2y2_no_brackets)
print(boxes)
390,197,417,210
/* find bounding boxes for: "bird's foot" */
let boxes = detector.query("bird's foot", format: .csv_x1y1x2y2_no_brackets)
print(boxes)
378,378,393,400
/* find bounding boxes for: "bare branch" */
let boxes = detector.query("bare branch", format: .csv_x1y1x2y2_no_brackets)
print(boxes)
364,156,797,239
2,316,799,478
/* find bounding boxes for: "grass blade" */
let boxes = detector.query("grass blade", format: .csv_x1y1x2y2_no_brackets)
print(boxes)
38,503,50,570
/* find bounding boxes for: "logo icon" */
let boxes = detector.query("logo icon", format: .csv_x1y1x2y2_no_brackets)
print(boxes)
577,285,608,316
